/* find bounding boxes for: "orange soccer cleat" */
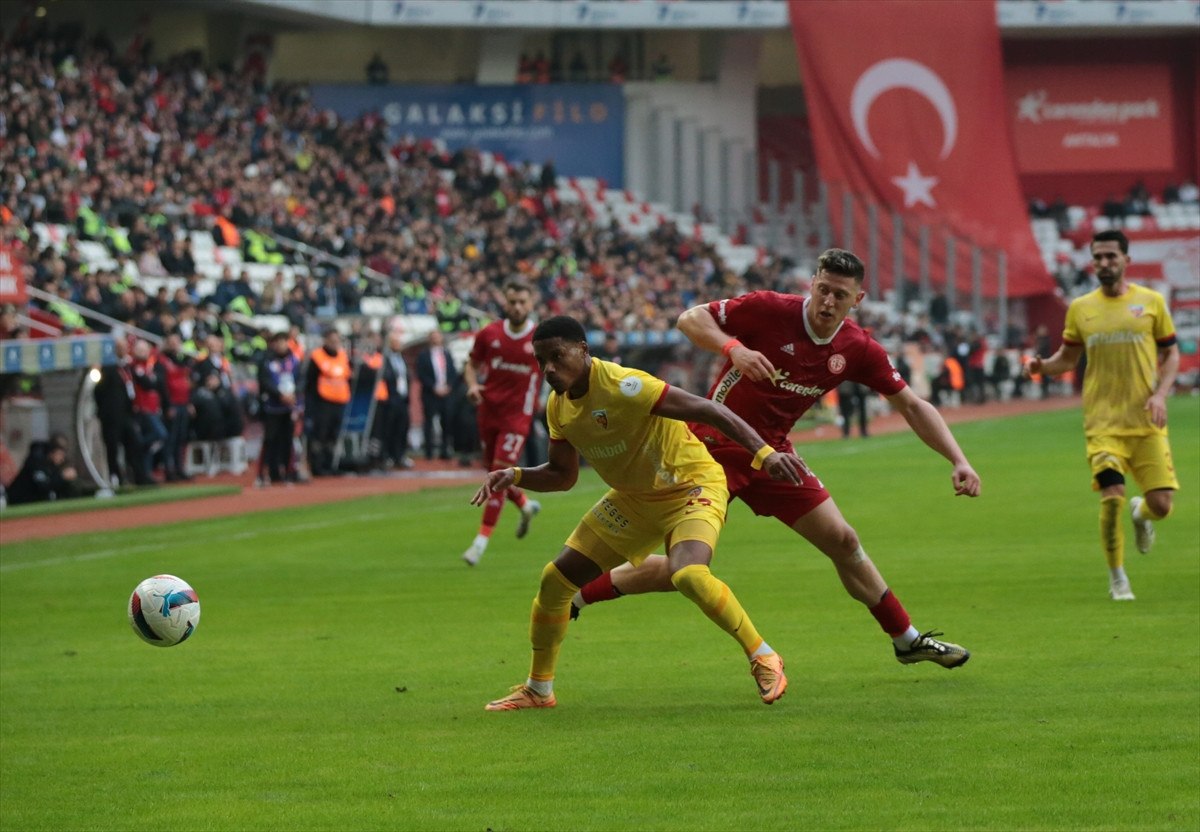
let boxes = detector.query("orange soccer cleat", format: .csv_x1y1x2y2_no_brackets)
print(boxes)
750,652,788,704
484,684,557,712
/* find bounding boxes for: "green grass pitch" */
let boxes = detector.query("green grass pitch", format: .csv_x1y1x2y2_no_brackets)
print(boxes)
2,401,1197,831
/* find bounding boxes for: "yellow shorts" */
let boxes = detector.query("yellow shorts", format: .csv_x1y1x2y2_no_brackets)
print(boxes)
564,481,728,574
1087,432,1179,492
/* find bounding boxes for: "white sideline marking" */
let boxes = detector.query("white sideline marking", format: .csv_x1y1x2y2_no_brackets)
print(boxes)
803,435,910,458
0,507,448,573
0,543,162,573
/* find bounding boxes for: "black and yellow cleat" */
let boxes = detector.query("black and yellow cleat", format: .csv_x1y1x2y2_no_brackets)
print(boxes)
894,630,970,668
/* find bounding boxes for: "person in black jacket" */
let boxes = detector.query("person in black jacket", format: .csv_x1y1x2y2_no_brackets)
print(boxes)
6,434,79,504
93,337,149,486
376,329,413,469
193,333,243,440
416,329,459,461
257,332,301,485
837,379,870,439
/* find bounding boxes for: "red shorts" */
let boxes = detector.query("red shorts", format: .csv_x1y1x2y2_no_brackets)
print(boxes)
478,415,533,470
704,437,830,527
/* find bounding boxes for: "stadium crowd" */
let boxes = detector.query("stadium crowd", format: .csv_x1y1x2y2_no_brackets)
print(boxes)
0,24,1127,491
0,26,784,340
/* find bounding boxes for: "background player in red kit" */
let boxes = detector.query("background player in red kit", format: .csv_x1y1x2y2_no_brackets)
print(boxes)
460,279,545,565
573,249,982,668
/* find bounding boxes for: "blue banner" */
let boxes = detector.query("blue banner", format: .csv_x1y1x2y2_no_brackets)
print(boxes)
0,335,116,375
310,84,625,187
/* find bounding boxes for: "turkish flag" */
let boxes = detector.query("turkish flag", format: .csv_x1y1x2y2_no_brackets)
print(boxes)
788,0,1053,298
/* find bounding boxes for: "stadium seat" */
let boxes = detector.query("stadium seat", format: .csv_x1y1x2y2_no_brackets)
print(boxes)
185,437,247,478
190,231,215,251
252,314,290,332
185,442,216,477
213,247,243,267
359,297,394,316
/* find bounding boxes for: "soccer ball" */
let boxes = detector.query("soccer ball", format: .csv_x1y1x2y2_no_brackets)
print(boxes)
128,575,201,647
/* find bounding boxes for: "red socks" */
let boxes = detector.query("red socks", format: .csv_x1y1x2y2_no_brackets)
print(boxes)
481,491,504,528
580,572,624,605
869,589,911,637
508,487,528,509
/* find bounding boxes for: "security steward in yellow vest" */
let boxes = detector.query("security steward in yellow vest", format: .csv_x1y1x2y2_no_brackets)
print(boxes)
304,328,351,476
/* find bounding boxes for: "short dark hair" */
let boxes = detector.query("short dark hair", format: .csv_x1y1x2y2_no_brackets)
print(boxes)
533,315,586,344
505,279,532,295
816,248,866,281
1091,229,1129,254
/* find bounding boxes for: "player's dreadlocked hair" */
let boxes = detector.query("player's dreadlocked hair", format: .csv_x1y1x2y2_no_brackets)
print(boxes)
533,315,587,344
817,248,866,281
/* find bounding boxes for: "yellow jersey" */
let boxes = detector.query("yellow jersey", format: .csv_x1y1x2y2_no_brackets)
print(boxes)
1063,283,1176,438
546,358,724,501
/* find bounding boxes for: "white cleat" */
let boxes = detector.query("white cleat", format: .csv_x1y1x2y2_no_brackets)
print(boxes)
1109,576,1136,601
1129,496,1156,555
462,541,486,567
516,500,541,540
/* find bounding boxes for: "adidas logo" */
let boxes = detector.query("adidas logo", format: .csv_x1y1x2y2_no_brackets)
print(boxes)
781,344,795,355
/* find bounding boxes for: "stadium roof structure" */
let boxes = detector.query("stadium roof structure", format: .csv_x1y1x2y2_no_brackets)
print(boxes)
221,0,1200,34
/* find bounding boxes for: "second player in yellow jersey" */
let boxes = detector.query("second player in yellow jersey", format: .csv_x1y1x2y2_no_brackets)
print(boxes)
1030,230,1180,602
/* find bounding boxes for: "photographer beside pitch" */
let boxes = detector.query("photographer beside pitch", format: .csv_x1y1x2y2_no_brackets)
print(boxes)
472,315,807,711
1027,230,1179,601
572,249,979,668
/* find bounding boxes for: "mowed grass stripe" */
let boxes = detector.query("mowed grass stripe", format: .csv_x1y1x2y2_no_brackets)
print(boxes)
1,401,1196,831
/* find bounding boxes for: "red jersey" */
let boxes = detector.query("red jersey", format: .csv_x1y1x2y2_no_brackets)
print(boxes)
131,356,162,415
160,352,193,406
469,319,543,423
699,291,905,449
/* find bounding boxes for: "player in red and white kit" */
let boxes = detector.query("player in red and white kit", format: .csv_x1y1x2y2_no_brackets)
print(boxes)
573,249,982,668
460,280,545,565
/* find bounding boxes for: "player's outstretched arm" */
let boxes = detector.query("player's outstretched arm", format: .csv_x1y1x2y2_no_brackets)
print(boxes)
1026,343,1083,379
469,440,579,506
653,386,807,484
886,387,981,497
678,304,776,383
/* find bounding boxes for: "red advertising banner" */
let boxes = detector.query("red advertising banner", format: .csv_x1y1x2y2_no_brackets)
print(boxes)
0,242,27,304
1007,64,1175,174
788,0,1053,297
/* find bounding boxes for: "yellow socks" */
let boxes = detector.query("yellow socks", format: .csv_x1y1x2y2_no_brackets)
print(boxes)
671,564,764,656
1100,495,1126,570
528,562,578,684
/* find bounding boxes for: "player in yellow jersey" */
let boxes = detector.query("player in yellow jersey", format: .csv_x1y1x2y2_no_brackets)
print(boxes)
1029,230,1180,601
472,316,807,710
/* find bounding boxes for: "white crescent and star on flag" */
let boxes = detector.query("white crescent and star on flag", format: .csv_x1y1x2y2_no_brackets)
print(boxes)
849,58,958,209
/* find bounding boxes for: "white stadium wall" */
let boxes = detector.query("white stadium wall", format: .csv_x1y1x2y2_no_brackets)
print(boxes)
624,33,763,223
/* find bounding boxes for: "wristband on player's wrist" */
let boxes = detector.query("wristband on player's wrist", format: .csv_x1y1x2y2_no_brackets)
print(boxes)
721,338,743,358
510,467,522,486
749,445,774,471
